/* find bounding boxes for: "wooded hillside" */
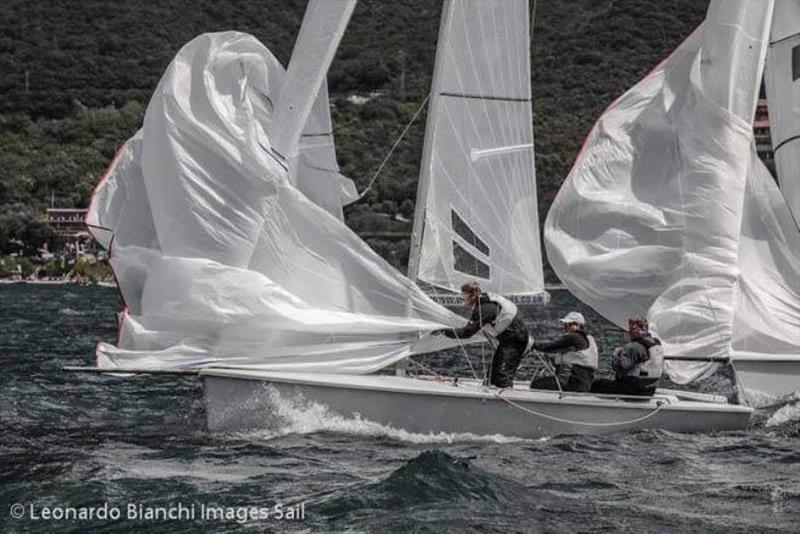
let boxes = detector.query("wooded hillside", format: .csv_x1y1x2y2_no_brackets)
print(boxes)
0,0,708,271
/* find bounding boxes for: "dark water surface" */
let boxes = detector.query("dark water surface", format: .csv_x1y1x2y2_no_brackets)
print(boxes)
1,284,798,533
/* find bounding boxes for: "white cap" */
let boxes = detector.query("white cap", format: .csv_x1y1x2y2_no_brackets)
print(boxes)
559,311,586,325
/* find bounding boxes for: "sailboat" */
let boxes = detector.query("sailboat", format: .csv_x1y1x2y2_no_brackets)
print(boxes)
545,0,800,403
81,0,800,438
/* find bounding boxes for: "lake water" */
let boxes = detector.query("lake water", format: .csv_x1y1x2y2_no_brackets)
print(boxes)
1,284,798,532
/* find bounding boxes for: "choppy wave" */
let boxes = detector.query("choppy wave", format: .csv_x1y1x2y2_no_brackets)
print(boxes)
4,285,800,533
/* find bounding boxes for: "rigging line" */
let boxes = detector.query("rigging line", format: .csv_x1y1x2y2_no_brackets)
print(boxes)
531,349,563,394
355,93,430,201
407,357,449,381
495,389,667,427
478,295,489,384
452,328,482,382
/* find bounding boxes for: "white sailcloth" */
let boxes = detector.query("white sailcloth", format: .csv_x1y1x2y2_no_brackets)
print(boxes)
293,81,358,221
764,0,800,225
408,0,544,300
87,31,463,372
269,0,356,161
545,0,799,384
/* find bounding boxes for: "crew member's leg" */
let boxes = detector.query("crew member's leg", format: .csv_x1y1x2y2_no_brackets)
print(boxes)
530,375,559,390
491,341,526,388
489,346,505,387
565,365,595,392
590,378,620,394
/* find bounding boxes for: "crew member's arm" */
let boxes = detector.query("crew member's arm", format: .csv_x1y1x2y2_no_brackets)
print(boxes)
612,342,648,376
442,301,498,339
533,333,579,353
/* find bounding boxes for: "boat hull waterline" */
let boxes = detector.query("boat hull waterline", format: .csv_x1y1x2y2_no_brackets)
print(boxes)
201,371,752,438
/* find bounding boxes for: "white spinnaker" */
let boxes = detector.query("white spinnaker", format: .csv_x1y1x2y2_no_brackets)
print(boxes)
408,0,544,298
545,0,798,384
87,32,463,372
764,0,800,226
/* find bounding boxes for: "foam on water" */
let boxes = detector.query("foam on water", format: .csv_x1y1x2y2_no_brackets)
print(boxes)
744,388,799,409
58,307,85,316
230,386,533,445
766,396,800,428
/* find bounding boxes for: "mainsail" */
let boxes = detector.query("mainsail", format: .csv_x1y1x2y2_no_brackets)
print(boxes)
408,0,545,301
293,81,359,222
764,0,800,225
87,30,462,372
545,0,799,384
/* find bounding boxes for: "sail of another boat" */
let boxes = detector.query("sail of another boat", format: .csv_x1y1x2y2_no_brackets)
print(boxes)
764,0,800,226
544,0,799,393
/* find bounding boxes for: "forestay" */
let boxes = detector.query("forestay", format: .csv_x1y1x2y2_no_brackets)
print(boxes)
408,0,545,301
545,0,799,384
87,31,463,373
764,0,800,226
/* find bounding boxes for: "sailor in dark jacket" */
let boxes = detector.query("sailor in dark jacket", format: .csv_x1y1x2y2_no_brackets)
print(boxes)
591,315,664,396
529,311,598,392
433,281,530,388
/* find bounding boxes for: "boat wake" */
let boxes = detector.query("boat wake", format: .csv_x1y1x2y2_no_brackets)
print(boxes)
765,393,800,429
230,386,533,445
744,388,799,409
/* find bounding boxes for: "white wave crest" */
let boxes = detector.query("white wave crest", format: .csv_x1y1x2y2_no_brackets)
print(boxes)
766,398,800,428
229,385,532,445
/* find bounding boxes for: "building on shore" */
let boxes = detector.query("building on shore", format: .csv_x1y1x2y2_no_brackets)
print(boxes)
46,208,100,256
46,208,89,238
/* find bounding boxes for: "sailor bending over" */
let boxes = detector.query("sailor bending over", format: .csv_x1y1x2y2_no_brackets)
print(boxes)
529,311,597,392
591,315,664,397
433,281,530,388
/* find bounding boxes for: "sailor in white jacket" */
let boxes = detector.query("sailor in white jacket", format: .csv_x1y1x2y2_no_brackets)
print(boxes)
434,281,530,388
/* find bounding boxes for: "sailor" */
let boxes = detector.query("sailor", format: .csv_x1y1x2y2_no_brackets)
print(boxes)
433,281,530,388
591,315,664,397
529,311,598,392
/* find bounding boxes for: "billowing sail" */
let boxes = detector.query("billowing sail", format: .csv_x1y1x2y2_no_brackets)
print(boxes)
545,0,799,385
87,31,463,372
764,0,800,225
408,0,545,301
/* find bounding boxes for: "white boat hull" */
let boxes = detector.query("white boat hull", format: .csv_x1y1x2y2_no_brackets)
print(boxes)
733,354,800,401
201,370,752,438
